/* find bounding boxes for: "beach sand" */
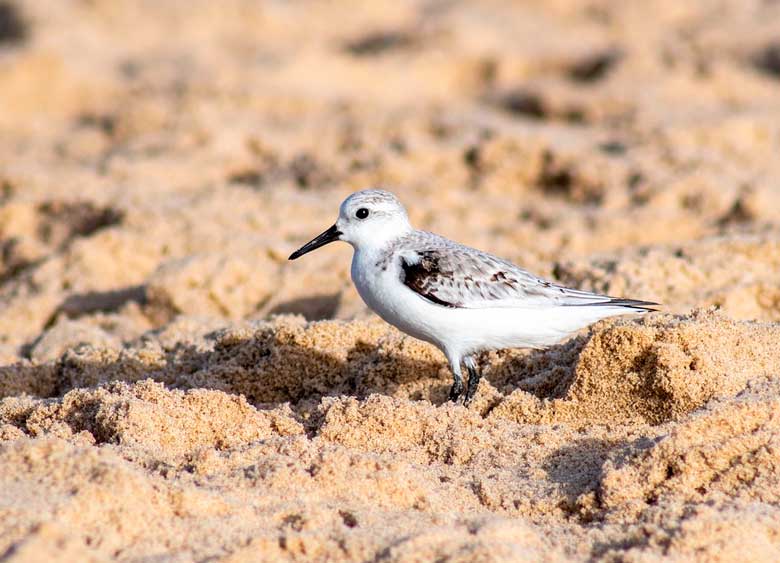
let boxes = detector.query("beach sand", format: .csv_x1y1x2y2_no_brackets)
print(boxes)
1,1,780,560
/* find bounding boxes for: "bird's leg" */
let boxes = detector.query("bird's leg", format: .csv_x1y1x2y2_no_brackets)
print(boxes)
448,372,464,402
448,359,464,402
463,356,481,406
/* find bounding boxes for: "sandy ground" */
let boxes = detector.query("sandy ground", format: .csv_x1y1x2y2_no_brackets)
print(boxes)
1,0,780,560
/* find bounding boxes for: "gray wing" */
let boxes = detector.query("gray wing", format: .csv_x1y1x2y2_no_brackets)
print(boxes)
396,234,657,310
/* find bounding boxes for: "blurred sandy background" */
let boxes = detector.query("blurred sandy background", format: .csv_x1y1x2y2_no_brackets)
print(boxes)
1,0,780,560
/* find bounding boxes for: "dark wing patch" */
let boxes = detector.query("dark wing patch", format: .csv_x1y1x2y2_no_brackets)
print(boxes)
400,251,461,307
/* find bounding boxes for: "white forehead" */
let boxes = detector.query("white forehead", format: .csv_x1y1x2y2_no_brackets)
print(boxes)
339,189,405,215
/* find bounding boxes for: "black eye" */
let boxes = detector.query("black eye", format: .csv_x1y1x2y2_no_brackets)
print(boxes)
355,208,369,219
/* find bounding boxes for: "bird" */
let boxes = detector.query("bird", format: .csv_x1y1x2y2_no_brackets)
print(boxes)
289,189,657,406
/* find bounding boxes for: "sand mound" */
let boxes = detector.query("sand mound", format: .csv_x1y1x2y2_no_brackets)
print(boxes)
2,0,780,560
491,309,780,425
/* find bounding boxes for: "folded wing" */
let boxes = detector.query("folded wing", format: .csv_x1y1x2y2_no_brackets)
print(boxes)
398,239,657,311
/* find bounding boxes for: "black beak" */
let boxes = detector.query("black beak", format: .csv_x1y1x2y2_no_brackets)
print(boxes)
288,224,342,260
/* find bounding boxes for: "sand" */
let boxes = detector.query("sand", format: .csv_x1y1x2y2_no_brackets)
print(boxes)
1,0,780,560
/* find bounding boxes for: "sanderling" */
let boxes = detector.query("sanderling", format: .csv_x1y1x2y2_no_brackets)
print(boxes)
289,189,657,405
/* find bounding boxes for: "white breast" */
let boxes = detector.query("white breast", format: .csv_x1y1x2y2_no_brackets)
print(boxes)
351,248,404,321
351,248,443,346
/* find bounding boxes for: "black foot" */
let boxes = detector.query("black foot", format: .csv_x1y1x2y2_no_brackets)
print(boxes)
464,361,481,406
448,379,464,402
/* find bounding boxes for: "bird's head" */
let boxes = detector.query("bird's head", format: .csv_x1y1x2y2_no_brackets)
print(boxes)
288,189,411,259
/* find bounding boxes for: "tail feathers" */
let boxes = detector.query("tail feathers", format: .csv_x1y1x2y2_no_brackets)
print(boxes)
567,297,659,312
608,298,659,311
